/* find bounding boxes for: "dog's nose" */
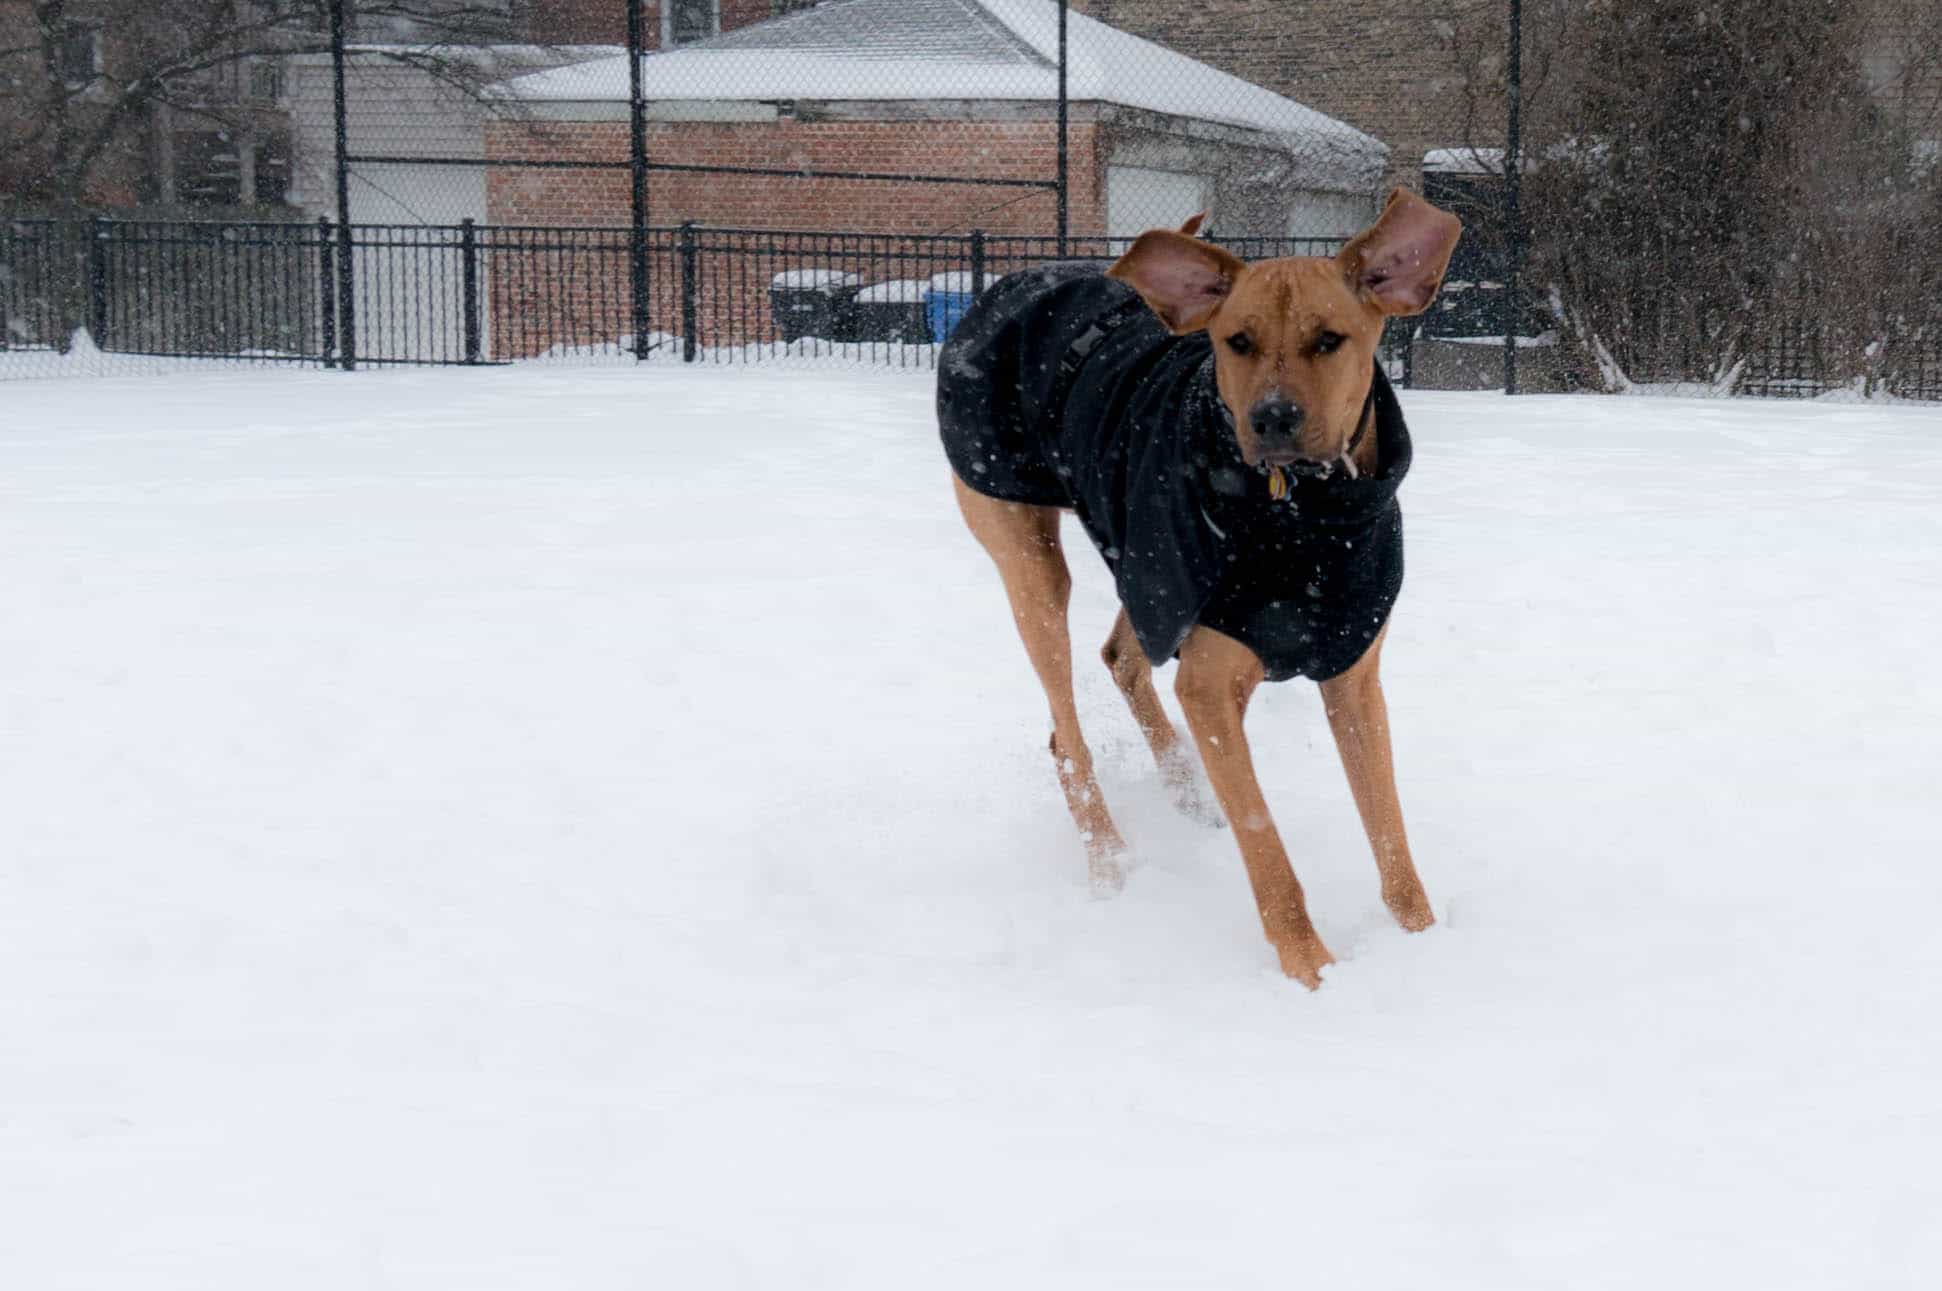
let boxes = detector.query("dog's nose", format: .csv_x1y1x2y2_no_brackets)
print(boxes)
1250,397,1310,463
1251,397,1306,442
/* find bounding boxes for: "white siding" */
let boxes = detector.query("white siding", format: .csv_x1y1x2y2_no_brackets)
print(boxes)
1107,165,1209,242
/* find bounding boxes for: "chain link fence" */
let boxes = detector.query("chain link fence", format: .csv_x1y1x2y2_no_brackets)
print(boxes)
3,0,1936,397
3,0,1402,380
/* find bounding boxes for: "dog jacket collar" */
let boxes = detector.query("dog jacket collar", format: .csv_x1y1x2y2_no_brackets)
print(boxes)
938,266,1412,683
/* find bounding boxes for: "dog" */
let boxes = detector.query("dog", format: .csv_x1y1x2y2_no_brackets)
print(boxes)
937,189,1462,988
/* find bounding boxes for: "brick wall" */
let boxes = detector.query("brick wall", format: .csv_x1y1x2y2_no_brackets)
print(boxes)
519,1,783,48
481,113,1103,353
488,117,1098,232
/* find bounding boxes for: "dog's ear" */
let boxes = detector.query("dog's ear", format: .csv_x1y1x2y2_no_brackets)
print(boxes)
1176,211,1207,236
1337,188,1463,317
1107,230,1244,334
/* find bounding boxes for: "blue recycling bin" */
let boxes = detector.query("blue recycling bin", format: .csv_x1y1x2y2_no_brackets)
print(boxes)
924,271,979,344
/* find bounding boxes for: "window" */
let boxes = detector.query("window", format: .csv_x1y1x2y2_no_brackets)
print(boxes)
253,131,292,205
665,0,719,47
175,129,292,208
247,58,284,105
54,21,101,88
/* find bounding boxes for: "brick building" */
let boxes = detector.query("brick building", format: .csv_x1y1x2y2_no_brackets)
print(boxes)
490,0,1384,237
0,0,295,208
513,0,788,47
469,0,1384,355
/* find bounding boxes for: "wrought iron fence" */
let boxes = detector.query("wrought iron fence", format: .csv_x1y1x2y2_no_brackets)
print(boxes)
7,214,1936,398
6,216,1426,376
1,217,333,365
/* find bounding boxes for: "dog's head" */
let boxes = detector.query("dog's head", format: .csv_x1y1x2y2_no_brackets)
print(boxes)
1107,189,1462,473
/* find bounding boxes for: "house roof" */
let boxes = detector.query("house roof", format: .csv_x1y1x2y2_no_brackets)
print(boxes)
1422,147,1505,176
496,0,1385,185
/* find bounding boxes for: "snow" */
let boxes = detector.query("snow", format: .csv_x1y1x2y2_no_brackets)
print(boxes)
770,268,863,289
4,363,1941,1287
854,277,927,303
1441,332,1560,348
1423,146,1507,175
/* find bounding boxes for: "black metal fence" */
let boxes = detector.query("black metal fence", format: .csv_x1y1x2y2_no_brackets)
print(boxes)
3,216,1416,374
6,215,1938,398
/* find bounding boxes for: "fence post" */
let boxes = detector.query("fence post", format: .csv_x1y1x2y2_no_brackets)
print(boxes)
679,221,699,363
460,217,482,365
970,229,986,297
1503,0,1523,395
318,217,337,367
329,0,357,371
87,217,109,348
0,227,8,353
1056,0,1069,256
626,0,651,360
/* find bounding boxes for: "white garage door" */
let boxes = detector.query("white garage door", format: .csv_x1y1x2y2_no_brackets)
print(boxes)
1107,166,1210,247
1289,190,1379,240
348,164,488,363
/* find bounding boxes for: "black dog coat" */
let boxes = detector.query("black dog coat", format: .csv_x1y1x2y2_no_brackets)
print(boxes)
938,264,1412,683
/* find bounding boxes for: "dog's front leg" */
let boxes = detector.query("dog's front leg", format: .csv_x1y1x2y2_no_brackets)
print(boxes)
1318,628,1435,933
1176,627,1335,988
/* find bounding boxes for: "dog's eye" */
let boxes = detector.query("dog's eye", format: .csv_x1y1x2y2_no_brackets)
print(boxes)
1314,331,1346,355
1225,333,1254,357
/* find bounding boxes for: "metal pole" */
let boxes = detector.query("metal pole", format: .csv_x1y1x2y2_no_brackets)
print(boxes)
460,217,482,364
318,216,337,366
1056,0,1069,256
329,0,356,370
1504,0,1522,395
679,221,699,362
87,216,109,346
627,0,651,360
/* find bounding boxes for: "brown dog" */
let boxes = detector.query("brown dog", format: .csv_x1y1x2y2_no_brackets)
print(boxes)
942,190,1462,988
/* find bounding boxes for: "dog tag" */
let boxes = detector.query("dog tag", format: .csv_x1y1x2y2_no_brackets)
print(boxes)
1267,468,1289,501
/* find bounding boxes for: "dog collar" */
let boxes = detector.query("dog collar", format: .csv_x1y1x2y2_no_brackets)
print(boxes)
1264,374,1381,499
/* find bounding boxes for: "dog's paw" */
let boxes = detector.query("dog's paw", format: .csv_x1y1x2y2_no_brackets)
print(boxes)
1160,751,1225,828
1272,935,1337,990
1383,884,1436,933
1087,853,1127,899
1170,780,1226,829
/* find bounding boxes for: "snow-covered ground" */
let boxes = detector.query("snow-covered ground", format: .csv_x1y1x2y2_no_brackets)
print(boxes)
4,364,1940,1288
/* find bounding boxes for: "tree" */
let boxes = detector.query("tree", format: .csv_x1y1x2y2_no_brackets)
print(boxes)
0,2,525,211
1518,0,1937,391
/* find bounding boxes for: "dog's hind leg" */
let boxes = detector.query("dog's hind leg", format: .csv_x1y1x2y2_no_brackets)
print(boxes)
1101,608,1222,826
954,476,1127,892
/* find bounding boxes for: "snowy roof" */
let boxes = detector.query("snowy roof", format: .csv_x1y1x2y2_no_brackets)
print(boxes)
1421,145,1549,176
497,0,1384,179
1423,147,1504,176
